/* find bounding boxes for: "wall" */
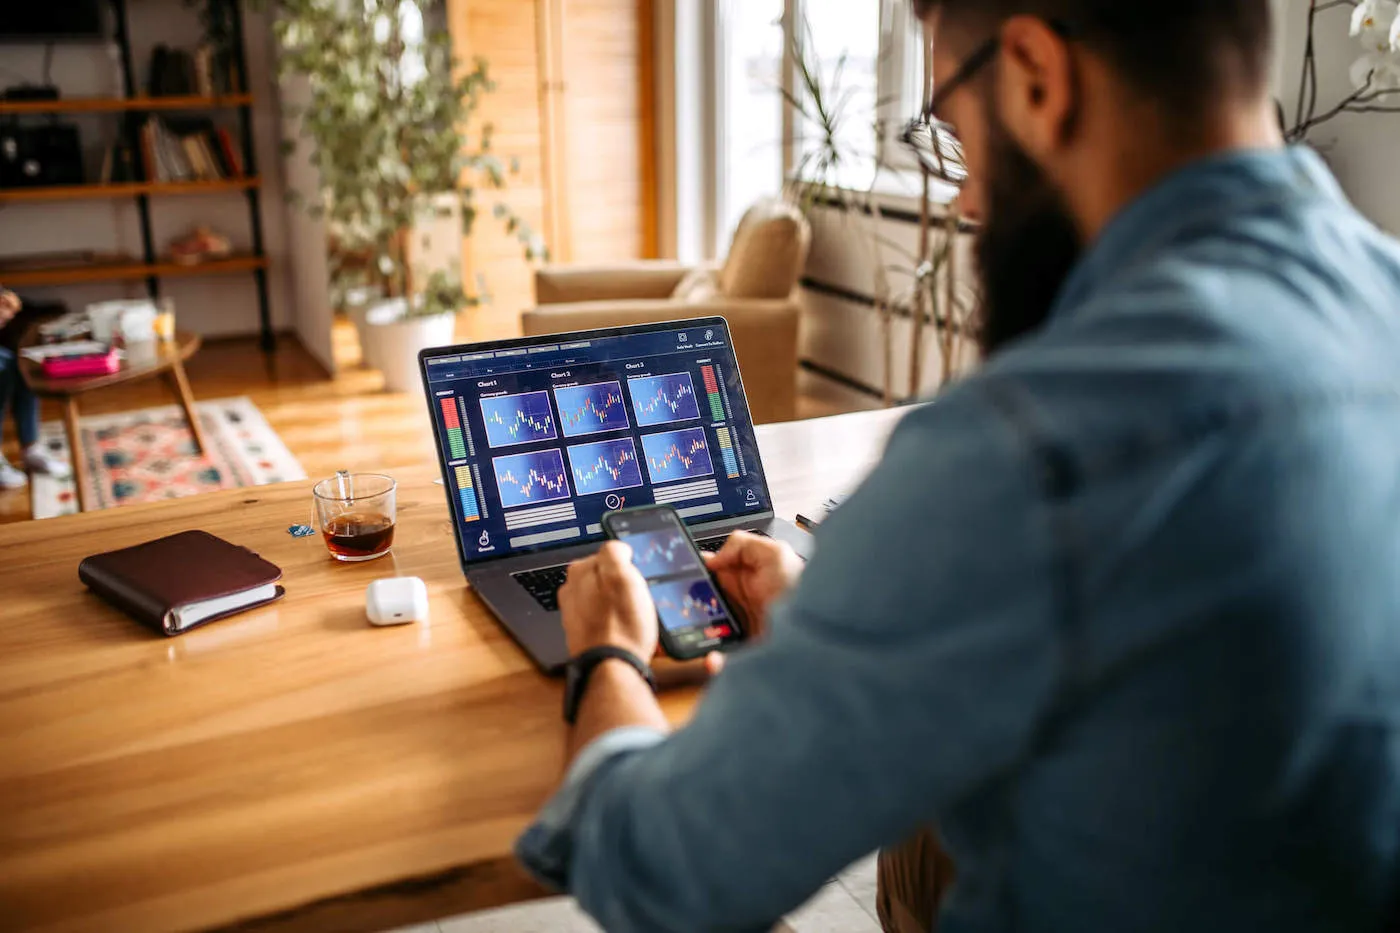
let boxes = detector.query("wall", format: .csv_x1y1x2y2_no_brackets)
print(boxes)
448,0,654,328
0,3,296,342
562,0,653,263
1274,0,1400,236
276,75,334,372
448,0,550,327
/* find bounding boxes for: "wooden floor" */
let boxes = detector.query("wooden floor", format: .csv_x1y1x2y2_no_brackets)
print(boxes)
0,311,880,524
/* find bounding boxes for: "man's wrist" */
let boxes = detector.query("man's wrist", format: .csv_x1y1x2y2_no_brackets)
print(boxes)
563,645,656,725
593,655,652,687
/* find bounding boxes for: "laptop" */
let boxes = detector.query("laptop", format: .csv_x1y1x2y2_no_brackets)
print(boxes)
418,316,813,673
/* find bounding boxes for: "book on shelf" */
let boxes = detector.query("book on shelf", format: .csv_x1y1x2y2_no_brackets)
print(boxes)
194,45,216,99
148,42,243,97
180,136,208,179
112,143,137,183
138,116,243,183
215,128,243,176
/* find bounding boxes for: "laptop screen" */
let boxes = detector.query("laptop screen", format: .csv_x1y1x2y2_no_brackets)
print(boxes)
421,318,774,565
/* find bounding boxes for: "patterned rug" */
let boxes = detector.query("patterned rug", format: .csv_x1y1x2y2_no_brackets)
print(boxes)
30,396,305,520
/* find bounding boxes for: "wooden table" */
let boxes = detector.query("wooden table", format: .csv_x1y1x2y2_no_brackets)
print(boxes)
0,406,908,933
19,330,207,513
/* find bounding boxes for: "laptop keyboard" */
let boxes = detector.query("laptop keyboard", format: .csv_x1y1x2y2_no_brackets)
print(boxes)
511,532,767,611
513,565,570,612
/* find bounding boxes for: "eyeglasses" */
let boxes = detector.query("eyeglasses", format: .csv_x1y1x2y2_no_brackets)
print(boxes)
900,20,1078,186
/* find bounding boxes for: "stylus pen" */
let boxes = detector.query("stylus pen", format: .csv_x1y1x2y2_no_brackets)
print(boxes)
795,514,818,533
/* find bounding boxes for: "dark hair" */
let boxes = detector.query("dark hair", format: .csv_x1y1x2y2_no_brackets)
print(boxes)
913,0,1273,111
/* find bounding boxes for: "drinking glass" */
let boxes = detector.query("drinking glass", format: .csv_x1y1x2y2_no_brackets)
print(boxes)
313,472,397,562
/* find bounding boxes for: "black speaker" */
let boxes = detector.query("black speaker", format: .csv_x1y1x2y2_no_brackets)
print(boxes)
0,124,85,188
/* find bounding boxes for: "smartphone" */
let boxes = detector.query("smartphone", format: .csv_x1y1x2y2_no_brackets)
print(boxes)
602,505,745,660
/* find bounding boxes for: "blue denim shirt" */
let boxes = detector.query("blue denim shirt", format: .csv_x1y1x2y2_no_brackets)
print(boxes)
516,148,1400,932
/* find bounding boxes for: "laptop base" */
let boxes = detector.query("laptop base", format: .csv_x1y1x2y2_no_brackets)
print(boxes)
468,515,812,674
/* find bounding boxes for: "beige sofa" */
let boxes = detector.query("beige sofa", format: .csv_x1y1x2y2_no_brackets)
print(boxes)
522,200,812,424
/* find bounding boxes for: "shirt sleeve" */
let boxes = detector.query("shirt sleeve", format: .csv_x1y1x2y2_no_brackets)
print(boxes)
515,386,1062,932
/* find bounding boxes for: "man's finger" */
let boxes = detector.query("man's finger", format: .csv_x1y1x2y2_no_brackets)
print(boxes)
597,540,634,567
707,531,758,570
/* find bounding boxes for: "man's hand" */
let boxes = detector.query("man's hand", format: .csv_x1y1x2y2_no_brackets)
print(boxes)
559,541,659,661
703,531,803,641
0,290,20,327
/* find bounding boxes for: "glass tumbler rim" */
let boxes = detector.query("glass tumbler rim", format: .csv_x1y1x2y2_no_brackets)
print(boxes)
312,472,397,503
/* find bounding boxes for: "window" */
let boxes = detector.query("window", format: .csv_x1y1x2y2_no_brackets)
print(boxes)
792,0,928,184
795,0,883,176
716,0,786,247
674,0,929,257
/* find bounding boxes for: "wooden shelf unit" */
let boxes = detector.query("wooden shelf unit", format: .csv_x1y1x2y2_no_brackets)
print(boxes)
0,177,262,204
0,94,254,116
0,255,269,289
0,0,274,353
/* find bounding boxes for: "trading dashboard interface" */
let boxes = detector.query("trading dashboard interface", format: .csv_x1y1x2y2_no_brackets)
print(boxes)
424,320,773,564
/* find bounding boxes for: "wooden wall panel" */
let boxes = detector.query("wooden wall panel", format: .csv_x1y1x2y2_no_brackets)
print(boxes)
561,0,649,263
448,0,547,329
448,0,655,325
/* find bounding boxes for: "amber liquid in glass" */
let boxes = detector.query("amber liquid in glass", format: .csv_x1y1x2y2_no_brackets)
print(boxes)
322,514,395,559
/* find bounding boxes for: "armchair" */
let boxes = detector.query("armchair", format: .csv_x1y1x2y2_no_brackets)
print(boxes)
523,199,812,424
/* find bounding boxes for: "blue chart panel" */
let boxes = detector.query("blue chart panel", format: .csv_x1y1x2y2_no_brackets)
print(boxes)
480,391,557,449
555,381,630,438
641,427,715,484
492,449,571,509
629,372,701,427
649,578,726,632
623,529,702,579
567,438,644,496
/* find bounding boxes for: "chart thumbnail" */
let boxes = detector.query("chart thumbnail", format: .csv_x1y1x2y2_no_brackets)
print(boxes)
650,578,727,632
567,437,644,496
554,381,630,437
480,391,557,448
492,449,571,509
624,529,702,579
641,427,715,484
630,372,701,427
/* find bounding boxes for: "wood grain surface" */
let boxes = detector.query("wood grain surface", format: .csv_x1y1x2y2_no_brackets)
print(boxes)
0,406,908,933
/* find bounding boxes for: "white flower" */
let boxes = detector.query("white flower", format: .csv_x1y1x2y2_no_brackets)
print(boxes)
1352,0,1400,48
1390,13,1400,52
1350,51,1400,90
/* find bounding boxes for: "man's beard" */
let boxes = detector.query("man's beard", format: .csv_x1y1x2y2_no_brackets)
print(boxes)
974,117,1084,356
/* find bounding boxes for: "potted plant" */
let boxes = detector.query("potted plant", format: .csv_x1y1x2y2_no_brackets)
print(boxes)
255,0,544,391
781,13,976,404
1286,0,1400,142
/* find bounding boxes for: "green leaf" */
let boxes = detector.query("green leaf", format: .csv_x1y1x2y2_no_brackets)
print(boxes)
264,0,547,304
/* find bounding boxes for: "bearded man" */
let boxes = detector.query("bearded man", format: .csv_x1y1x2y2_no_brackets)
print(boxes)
516,2,1400,930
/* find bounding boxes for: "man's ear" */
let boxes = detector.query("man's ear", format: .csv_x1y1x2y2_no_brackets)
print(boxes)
994,16,1076,159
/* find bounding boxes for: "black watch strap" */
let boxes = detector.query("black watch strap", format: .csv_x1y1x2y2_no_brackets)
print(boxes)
563,645,656,725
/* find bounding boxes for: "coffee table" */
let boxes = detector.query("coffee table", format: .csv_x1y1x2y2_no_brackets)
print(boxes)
19,329,207,512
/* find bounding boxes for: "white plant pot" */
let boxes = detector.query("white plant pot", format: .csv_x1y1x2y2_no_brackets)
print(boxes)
345,290,388,371
364,301,457,394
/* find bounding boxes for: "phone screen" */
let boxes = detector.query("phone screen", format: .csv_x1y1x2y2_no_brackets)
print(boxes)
605,507,743,657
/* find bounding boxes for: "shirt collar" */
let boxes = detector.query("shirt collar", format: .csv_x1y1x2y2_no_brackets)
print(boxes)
1050,146,1347,320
